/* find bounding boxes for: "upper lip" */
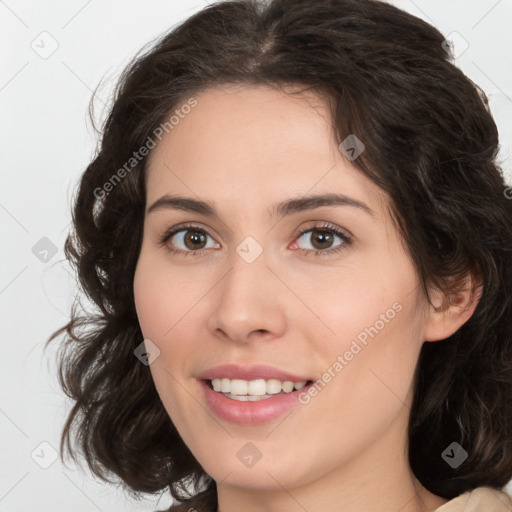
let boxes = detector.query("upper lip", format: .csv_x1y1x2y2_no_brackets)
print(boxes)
197,363,313,382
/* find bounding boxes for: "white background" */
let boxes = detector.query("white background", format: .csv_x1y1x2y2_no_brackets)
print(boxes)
1,1,511,510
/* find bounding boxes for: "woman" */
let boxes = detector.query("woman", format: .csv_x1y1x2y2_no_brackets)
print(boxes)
47,0,512,510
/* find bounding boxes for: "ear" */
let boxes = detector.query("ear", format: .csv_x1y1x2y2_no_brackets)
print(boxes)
423,270,483,342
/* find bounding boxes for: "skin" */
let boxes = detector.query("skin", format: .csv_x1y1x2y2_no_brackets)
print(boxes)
133,84,479,512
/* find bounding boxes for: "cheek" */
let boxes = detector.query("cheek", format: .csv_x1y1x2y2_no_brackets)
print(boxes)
299,264,416,349
309,257,425,398
133,257,200,429
133,269,165,342
133,250,206,376
133,250,194,339
326,287,425,425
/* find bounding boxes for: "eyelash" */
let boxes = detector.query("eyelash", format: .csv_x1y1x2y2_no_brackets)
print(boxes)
158,221,353,258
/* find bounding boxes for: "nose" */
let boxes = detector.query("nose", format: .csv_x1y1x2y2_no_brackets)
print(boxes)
207,247,287,345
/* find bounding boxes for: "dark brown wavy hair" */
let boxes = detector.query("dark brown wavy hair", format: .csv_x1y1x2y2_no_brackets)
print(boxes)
46,0,512,510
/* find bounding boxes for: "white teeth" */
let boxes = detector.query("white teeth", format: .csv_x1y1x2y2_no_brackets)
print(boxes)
220,378,230,393
210,378,309,397
282,381,294,393
248,379,267,395
225,393,273,401
266,379,282,394
230,379,248,395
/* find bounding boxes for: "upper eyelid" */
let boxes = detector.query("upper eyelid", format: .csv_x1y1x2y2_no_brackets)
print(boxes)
161,221,352,246
292,223,352,241
161,222,220,242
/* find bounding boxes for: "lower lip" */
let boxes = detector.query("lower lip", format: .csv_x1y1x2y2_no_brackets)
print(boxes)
199,380,310,425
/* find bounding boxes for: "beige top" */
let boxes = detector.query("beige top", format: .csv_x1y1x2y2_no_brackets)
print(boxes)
435,487,512,511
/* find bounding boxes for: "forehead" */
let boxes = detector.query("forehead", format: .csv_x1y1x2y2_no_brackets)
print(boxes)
148,83,335,166
144,84,387,218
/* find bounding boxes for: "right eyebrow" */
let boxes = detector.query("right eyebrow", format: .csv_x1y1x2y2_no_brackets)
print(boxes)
146,193,374,218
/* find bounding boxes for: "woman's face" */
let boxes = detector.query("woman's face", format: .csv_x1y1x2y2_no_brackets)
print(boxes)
133,84,433,493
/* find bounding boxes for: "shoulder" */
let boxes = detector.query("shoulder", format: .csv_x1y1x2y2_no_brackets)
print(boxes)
435,486,512,512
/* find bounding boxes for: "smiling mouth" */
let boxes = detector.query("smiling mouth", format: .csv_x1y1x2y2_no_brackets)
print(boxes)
205,378,314,401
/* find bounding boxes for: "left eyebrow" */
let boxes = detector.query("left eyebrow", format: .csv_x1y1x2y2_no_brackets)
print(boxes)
270,193,374,218
146,193,374,218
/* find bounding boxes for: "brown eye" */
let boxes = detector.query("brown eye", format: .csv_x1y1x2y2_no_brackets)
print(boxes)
182,230,208,250
161,226,219,255
295,225,350,253
309,229,335,250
